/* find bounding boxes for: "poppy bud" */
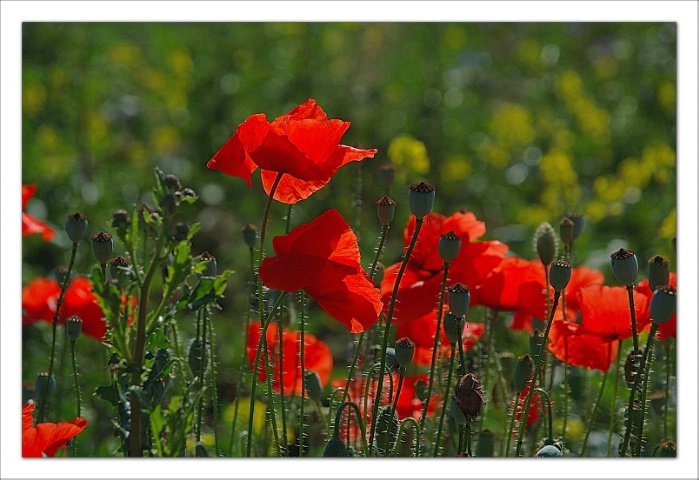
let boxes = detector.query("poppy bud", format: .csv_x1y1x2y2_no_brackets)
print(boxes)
534,222,557,266
610,248,638,287
379,163,396,191
181,187,197,199
513,354,534,393
241,224,258,249
623,350,642,388
198,251,217,278
408,181,435,219
65,212,88,244
174,222,190,241
443,311,463,345
559,217,575,248
304,370,324,401
163,173,182,192
66,315,82,342
535,444,562,457
323,437,349,457
384,347,400,373
656,440,676,457
111,209,130,229
376,195,396,227
195,441,209,457
447,283,470,317
188,338,208,376
475,429,495,457
454,373,486,420
650,285,676,326
549,259,572,292
91,232,113,265
529,330,545,360
414,379,429,402
161,193,179,213
394,337,415,367
565,211,584,240
439,231,462,262
109,256,129,284
35,370,55,406
647,255,670,291
450,396,468,425
375,406,399,453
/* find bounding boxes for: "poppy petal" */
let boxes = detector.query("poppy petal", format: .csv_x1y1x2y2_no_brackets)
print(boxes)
547,320,618,372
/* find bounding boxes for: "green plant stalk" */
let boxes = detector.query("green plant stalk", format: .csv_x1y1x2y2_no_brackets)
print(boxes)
607,339,623,457
196,308,206,447
419,261,450,434
515,291,561,456
620,323,658,457
581,365,610,456
206,312,220,455
276,303,288,456
333,401,368,457
369,218,424,455
504,393,519,457
664,341,672,439
53,335,68,426
626,285,640,354
39,242,78,423
456,323,467,375
299,289,307,458
465,421,472,456
433,344,457,456
70,339,81,457
635,332,656,457
478,309,498,424
562,338,569,443
458,425,465,455
260,326,282,457
534,387,553,442
384,367,406,456
392,417,420,457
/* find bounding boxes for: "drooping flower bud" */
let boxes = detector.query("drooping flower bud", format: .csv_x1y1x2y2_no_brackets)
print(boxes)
513,354,534,393
535,444,562,457
549,259,572,292
408,181,435,219
187,338,208,376
65,212,88,244
647,255,670,291
394,337,415,367
559,217,575,248
650,285,676,326
454,373,486,420
323,437,349,457
475,429,496,457
443,311,463,345
447,283,470,318
163,173,182,192
66,315,82,342
610,248,638,287
91,232,113,265
375,406,399,453
174,222,190,241
241,223,258,249
534,222,557,266
110,256,130,285
376,195,396,227
384,347,400,373
198,251,217,278
439,231,462,262
304,370,324,401
565,211,584,240
414,379,429,402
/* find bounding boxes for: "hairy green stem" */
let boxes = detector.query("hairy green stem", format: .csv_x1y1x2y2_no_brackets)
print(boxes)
299,289,307,458
206,312,220,455
70,339,81,457
581,363,610,455
607,339,623,457
434,344,457,456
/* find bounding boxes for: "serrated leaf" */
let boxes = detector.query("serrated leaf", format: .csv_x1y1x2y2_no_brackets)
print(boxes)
94,384,120,406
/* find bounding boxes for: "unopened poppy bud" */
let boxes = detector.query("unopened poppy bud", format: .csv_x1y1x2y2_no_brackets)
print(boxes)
188,338,208,376
549,259,572,292
65,212,88,243
163,173,182,192
650,285,676,326
174,221,190,241
535,444,562,457
394,337,415,367
565,211,584,240
375,406,398,452
624,350,642,388
647,255,670,291
379,163,396,191
513,354,534,392
529,330,545,360
35,370,55,405
198,251,217,278
161,193,179,213
408,181,435,219
304,370,324,401
559,217,575,248
91,232,113,264
447,283,470,317
454,373,486,419
450,396,468,425
610,248,638,286
414,379,429,402
443,311,463,345
439,231,462,262
241,224,258,249
111,209,130,229
66,315,82,342
110,256,130,284
476,429,496,457
384,347,400,373
376,195,396,227
534,222,557,266
656,440,676,457
323,437,349,457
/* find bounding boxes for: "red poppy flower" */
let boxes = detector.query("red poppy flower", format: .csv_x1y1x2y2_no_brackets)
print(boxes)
247,321,332,396
207,99,377,204
380,211,508,324
547,319,619,372
259,208,382,333
636,272,677,340
513,384,541,432
22,403,87,457
22,185,55,241
22,276,136,341
576,284,651,342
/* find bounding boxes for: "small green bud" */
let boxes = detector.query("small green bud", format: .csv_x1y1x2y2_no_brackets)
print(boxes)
447,283,471,317
174,222,190,241
384,347,400,373
91,231,113,265
408,181,435,219
647,255,670,291
65,212,88,243
559,217,575,248
111,209,130,229
241,223,258,249
304,370,324,401
394,337,415,367
66,315,82,342
110,256,130,284
565,211,584,240
535,444,562,457
610,248,638,287
323,437,349,457
549,259,572,292
187,338,208,376
443,311,464,345
376,195,396,227
475,429,496,457
650,285,676,326
439,231,462,262
414,379,429,402
379,163,396,192
163,173,182,192
534,222,557,266
513,354,534,392
198,251,217,278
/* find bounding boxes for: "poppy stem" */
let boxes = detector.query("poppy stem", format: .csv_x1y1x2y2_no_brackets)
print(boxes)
299,289,307,458
607,339,623,457
634,330,656,457
196,308,207,449
392,417,421,457
562,338,569,443
420,260,450,435
369,218,424,455
515,291,561,456
626,285,640,354
534,387,553,442
581,364,610,456
206,312,220,455
333,401,368,456
384,367,405,456
479,308,498,424
70,338,81,457
433,344,457,456
663,341,672,440
504,393,519,457
276,302,288,456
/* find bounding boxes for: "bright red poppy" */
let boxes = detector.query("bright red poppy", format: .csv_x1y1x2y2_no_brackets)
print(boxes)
380,211,508,324
22,185,55,241
247,321,332,396
22,403,87,457
576,284,651,342
259,208,382,333
22,276,136,341
547,319,619,372
207,99,377,204
636,272,677,340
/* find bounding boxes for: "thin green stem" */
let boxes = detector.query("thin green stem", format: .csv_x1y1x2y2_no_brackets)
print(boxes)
196,309,206,446
333,401,368,457
534,387,553,442
299,289,307,458
504,394,519,457
70,339,81,456
206,312,220,455
664,341,672,439
384,369,405,456
276,304,288,456
635,332,656,457
562,338,569,443
581,366,610,456
626,285,640,354
465,421,472,456
607,339,623,457
434,344,457,456
392,417,420,457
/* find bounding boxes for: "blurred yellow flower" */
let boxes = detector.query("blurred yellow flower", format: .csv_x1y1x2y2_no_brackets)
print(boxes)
387,134,430,183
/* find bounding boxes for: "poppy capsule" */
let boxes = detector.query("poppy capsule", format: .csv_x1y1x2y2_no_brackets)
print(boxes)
65,212,88,244
241,223,258,249
559,217,575,248
439,231,462,262
650,285,676,326
534,222,557,266
647,255,670,291
408,181,435,219
376,195,396,227
610,248,638,287
447,283,470,318
394,337,415,367
549,259,572,292
91,232,113,264
565,211,584,240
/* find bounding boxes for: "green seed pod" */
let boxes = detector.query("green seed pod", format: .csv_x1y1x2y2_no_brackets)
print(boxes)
384,347,400,373
559,217,575,249
475,429,495,457
443,311,463,345
110,256,130,285
323,437,349,457
65,212,88,244
376,195,396,227
535,444,562,457
408,181,435,219
447,283,470,318
241,223,258,249
304,370,324,401
394,337,415,367
91,232,113,265
565,211,584,241
198,251,217,278
379,163,396,192
66,315,82,342
534,222,557,266
439,231,462,262
650,285,676,326
374,406,399,453
513,354,534,393
610,248,638,287
549,259,572,292
187,338,208,376
163,173,182,192
647,255,670,291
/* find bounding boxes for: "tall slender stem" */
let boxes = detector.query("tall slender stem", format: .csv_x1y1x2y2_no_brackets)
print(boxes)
299,290,307,458
562,338,569,443
434,344,457,456
196,309,207,448
607,339,623,457
635,332,655,457
581,346,611,456
276,301,288,456
534,388,553,441
384,369,406,456
663,341,672,439
206,312,220,455
70,339,81,457
626,285,640,354
504,393,519,457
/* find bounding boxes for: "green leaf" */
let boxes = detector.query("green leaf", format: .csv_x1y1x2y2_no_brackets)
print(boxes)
94,384,119,406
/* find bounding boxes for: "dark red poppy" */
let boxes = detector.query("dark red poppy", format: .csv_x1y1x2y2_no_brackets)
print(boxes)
247,321,332,396
259,208,382,333
207,99,377,204
22,185,55,241
513,384,541,431
636,272,677,340
380,211,508,324
576,284,651,342
22,403,87,457
547,319,619,372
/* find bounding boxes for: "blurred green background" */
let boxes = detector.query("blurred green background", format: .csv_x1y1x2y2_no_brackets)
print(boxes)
22,22,676,456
